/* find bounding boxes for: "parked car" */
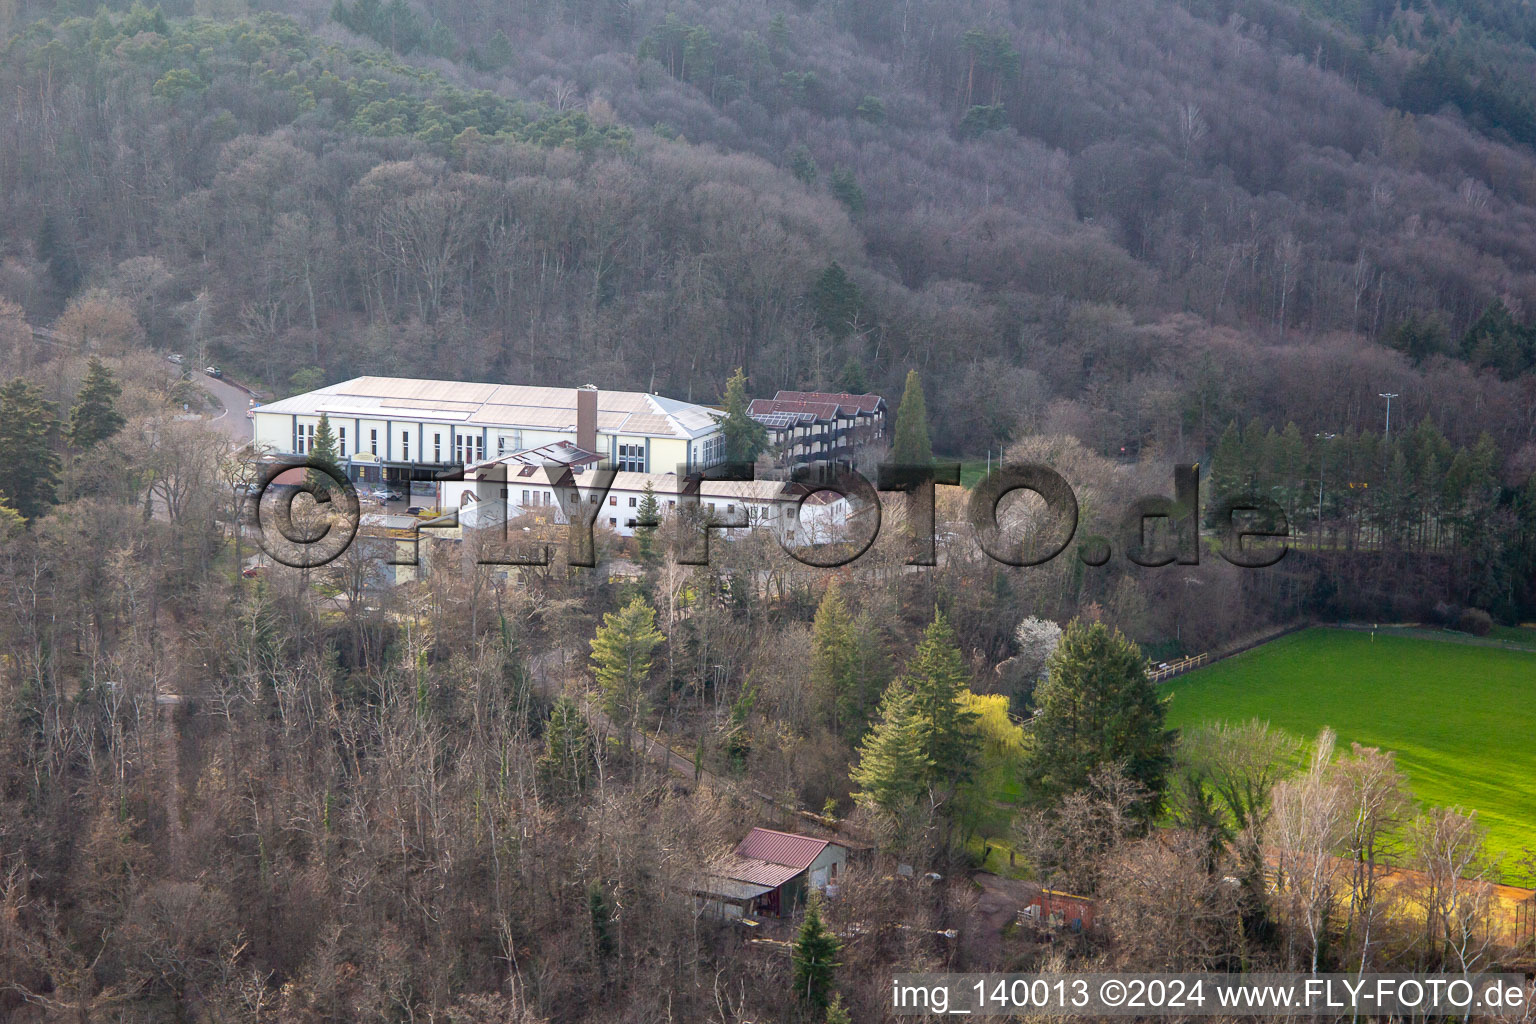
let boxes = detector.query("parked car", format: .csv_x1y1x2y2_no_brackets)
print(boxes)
205,366,223,378
167,353,184,364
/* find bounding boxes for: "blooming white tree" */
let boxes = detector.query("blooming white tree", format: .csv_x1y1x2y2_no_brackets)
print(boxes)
1011,616,1062,682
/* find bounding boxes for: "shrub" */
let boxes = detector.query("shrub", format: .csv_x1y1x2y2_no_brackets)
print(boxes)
1456,608,1493,637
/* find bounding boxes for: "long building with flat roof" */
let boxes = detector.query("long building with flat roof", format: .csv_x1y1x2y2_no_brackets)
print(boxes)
252,376,726,486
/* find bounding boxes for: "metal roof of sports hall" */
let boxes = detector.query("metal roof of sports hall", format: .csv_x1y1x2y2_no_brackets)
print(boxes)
257,377,721,440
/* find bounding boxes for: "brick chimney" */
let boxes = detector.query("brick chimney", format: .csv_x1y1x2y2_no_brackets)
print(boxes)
576,385,598,454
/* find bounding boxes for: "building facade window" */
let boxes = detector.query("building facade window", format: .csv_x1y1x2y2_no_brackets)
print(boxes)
434,433,442,462
617,443,645,472
338,427,347,458
628,496,637,507
702,434,724,466
401,433,410,461
370,429,378,455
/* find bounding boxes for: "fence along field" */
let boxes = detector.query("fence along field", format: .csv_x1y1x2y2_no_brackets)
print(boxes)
1163,627,1536,873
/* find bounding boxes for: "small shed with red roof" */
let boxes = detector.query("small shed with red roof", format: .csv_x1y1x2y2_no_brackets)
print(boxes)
695,828,850,919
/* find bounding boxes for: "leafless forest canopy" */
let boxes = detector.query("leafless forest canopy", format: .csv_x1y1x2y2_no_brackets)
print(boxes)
2,0,1536,1020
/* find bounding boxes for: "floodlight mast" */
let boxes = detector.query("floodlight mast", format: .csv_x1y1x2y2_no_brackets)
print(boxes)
1315,431,1337,527
1378,393,1398,440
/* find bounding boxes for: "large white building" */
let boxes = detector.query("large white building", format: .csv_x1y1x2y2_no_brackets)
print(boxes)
252,377,727,488
438,462,854,547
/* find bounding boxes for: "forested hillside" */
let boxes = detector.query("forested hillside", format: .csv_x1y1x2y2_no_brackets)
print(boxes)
6,4,1536,1021
3,0,1536,460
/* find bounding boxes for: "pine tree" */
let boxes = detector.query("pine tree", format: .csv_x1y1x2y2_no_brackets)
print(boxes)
587,882,615,961
307,412,341,496
811,582,858,733
900,612,979,787
636,481,661,566
719,367,767,464
848,610,892,734
0,499,25,540
850,684,931,816
67,357,125,450
538,696,591,794
837,355,867,395
1021,619,1174,811
1208,421,1246,517
825,994,853,1024
828,166,864,214
792,891,840,1010
481,29,514,69
0,378,60,521
590,596,664,743
788,144,818,186
810,262,861,340
891,369,932,466
36,213,82,296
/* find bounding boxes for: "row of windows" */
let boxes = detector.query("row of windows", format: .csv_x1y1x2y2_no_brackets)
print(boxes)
291,422,718,469
502,490,788,521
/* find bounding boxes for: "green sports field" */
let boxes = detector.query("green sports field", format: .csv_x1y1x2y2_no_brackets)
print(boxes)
1164,627,1536,867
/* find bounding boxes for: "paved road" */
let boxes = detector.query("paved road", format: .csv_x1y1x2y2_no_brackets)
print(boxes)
195,370,256,445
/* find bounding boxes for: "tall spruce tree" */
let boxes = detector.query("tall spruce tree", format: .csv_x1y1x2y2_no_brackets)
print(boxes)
849,611,892,732
307,412,341,495
67,357,125,450
811,582,858,733
1021,619,1175,812
590,596,664,745
719,367,767,463
892,369,932,466
792,891,840,1010
636,481,661,566
538,695,591,794
810,261,861,340
0,378,60,521
850,684,931,816
900,612,980,788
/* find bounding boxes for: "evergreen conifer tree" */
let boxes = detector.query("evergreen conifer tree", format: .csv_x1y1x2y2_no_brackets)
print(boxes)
792,891,840,1010
590,596,664,745
892,369,932,466
307,412,342,497
1021,619,1174,811
720,367,767,463
850,684,931,816
67,357,125,450
636,481,661,566
0,378,60,521
811,582,858,732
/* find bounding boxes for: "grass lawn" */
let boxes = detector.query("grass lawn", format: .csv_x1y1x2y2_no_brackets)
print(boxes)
1489,624,1536,649
1164,627,1536,871
949,457,1000,489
